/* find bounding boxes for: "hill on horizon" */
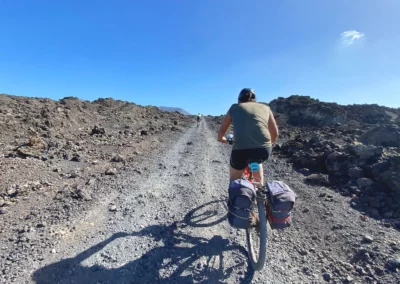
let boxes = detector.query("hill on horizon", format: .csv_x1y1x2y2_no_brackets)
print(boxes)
158,106,191,115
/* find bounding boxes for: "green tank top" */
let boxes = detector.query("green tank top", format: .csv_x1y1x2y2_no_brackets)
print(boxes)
228,102,272,150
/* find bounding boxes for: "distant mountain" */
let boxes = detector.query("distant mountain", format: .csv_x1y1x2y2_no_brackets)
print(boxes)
158,106,191,115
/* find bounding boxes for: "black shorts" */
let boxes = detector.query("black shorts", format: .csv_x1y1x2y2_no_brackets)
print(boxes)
230,147,272,170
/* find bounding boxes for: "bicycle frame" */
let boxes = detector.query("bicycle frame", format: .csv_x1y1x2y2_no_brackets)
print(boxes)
244,162,262,188
225,136,268,270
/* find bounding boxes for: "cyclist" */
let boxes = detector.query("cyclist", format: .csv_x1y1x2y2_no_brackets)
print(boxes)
196,113,201,125
217,88,279,186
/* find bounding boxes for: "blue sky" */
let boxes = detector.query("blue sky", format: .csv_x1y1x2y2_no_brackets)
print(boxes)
0,0,399,115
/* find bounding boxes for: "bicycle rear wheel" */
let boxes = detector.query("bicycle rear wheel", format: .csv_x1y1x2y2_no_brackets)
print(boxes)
246,198,267,271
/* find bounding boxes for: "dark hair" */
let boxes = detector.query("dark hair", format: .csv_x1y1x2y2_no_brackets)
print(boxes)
238,88,256,103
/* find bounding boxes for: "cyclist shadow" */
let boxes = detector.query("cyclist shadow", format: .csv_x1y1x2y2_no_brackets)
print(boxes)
32,201,254,284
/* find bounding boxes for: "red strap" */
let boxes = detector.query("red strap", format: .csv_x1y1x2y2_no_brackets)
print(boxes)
267,215,291,223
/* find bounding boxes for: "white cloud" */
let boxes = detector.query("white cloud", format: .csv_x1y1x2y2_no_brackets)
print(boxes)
340,30,365,45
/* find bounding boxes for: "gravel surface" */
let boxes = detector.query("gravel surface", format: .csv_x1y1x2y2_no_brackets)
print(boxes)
1,118,400,284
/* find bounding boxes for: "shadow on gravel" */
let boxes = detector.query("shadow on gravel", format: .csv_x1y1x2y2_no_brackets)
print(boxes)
184,200,228,228
32,202,254,284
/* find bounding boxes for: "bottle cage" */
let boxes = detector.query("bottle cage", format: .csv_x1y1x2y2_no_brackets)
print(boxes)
249,162,260,172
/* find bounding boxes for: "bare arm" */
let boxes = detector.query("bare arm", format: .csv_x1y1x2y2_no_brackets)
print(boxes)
268,111,279,144
217,111,232,143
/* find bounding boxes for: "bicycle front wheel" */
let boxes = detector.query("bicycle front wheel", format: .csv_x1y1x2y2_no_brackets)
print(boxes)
246,198,267,271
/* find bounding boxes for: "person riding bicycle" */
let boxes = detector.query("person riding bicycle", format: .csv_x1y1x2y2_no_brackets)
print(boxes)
196,113,201,124
217,88,279,186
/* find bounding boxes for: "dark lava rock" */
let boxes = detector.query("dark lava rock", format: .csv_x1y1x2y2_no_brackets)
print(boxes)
347,145,383,165
357,178,374,188
6,187,18,197
348,167,365,179
74,188,92,201
372,156,400,194
109,205,117,212
91,125,105,135
360,125,400,147
322,272,332,281
304,174,330,186
325,151,350,175
111,154,124,163
70,154,82,162
362,235,374,244
387,257,400,269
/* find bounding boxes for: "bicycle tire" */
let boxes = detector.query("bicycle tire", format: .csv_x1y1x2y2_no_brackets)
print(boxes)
246,198,267,271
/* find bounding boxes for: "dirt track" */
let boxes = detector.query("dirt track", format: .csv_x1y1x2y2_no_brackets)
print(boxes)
3,119,400,283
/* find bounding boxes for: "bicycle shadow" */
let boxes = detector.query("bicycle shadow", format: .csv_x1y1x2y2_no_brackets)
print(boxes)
32,202,255,284
184,200,228,228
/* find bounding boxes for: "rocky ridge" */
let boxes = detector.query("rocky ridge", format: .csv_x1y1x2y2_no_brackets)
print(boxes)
269,95,400,127
269,96,400,228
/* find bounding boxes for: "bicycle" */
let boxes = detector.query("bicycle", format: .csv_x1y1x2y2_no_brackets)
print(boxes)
226,136,268,271
243,160,268,271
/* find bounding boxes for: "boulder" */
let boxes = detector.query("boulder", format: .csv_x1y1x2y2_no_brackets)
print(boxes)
360,125,400,147
347,145,383,165
348,167,365,179
292,152,326,173
325,151,350,174
357,178,374,188
111,154,124,163
280,140,305,157
372,156,400,194
27,136,46,149
91,125,105,135
304,174,330,186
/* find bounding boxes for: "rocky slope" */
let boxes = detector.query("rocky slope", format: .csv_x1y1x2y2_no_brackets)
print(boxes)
0,94,193,262
267,96,400,229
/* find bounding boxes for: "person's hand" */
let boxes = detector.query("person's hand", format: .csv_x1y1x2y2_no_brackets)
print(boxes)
218,137,228,144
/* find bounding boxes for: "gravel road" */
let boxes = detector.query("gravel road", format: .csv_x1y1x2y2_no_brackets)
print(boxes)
8,119,400,283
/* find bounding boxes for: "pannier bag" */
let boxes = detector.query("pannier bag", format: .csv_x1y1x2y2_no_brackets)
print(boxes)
227,178,256,229
266,181,296,229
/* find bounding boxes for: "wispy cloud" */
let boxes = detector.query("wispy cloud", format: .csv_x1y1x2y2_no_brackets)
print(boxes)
340,30,365,45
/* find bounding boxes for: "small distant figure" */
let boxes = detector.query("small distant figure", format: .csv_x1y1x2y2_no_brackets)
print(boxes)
196,113,201,126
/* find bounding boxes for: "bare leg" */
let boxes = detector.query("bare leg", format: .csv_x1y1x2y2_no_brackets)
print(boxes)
253,163,264,186
230,166,245,181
